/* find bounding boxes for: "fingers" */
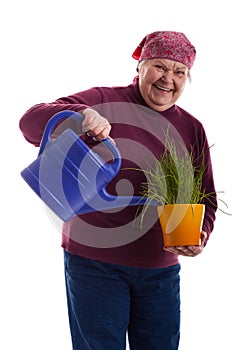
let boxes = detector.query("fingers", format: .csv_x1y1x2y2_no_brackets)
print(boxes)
201,231,208,246
164,245,204,257
86,125,111,141
82,108,111,140
163,230,208,257
164,243,204,257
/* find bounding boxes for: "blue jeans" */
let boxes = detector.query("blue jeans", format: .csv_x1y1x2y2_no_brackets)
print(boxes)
64,251,180,350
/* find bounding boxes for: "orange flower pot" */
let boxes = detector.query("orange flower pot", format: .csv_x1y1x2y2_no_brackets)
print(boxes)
157,204,205,247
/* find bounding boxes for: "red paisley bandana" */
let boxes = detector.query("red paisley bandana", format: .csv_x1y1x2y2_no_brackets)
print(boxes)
132,31,196,69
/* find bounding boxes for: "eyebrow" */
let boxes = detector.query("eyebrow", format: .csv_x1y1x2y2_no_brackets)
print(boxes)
154,59,187,70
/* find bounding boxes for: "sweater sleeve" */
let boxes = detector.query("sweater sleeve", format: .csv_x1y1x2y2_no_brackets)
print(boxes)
197,126,217,243
19,87,104,146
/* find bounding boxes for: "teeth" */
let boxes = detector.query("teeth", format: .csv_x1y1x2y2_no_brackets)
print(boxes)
155,85,172,92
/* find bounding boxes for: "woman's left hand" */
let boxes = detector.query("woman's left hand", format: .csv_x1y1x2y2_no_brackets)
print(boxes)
163,231,207,257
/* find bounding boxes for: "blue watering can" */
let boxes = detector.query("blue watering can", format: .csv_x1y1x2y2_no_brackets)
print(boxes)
21,110,155,222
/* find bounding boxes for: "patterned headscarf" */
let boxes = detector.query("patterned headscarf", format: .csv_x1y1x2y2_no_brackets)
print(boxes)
132,31,196,69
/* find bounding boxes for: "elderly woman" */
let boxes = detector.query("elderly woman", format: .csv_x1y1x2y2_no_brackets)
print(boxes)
19,31,217,350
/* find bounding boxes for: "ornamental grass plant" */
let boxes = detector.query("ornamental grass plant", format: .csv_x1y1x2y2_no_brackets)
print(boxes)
140,134,211,206
135,131,229,225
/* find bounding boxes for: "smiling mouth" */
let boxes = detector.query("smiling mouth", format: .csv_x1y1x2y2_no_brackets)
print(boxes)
153,84,174,92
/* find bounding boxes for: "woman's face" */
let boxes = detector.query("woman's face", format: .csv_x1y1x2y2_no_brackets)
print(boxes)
138,58,189,112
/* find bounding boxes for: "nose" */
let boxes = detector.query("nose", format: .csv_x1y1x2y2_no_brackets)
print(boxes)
161,70,174,83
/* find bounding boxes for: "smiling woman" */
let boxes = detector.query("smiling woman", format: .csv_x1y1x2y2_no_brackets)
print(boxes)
137,58,189,111
19,30,216,350
133,31,195,112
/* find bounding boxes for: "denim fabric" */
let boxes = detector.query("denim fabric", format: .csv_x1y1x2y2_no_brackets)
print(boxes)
64,250,180,350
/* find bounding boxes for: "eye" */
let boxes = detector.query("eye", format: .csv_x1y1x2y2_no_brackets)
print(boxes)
154,65,166,72
175,70,186,77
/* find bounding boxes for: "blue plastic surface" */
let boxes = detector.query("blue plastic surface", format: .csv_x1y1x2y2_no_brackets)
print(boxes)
21,110,156,221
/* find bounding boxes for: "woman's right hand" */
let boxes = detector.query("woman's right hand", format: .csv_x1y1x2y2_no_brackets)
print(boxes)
82,108,111,141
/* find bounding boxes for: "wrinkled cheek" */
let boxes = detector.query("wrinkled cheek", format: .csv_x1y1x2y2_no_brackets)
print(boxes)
173,89,184,101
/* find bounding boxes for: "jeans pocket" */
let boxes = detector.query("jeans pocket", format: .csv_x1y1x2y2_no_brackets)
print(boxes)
64,250,92,275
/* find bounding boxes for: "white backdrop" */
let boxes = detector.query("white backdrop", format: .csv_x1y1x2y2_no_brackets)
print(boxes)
1,0,232,349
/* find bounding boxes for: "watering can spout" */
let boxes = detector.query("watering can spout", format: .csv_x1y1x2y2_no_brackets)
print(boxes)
77,187,154,215
21,110,158,221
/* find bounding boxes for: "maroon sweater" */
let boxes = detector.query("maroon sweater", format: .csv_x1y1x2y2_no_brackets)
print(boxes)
19,80,217,268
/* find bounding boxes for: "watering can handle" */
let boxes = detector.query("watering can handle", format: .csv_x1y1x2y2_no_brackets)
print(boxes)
39,110,85,155
38,110,121,173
